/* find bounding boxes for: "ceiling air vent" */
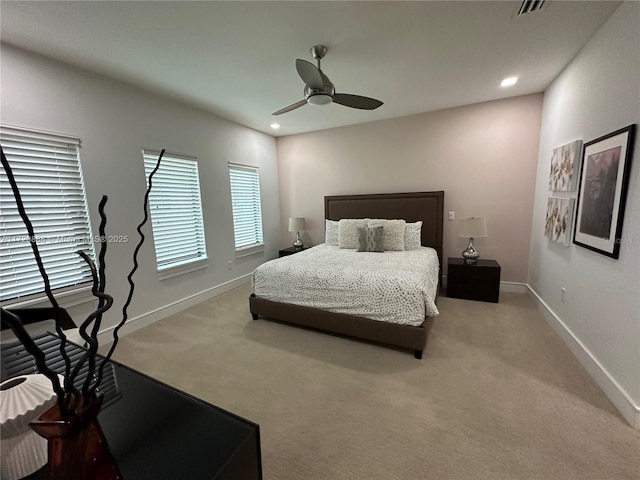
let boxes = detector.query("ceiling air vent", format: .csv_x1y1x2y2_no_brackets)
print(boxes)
517,0,545,16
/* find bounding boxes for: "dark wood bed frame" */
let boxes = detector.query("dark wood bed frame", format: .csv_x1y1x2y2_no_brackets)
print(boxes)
249,191,445,359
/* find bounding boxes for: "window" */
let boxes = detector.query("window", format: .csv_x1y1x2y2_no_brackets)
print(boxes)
0,125,95,303
228,163,264,256
143,148,207,279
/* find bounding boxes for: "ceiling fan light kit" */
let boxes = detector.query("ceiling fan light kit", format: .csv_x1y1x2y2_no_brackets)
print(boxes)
272,45,383,116
307,94,332,106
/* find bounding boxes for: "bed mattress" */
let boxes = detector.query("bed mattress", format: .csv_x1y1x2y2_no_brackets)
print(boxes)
251,244,440,326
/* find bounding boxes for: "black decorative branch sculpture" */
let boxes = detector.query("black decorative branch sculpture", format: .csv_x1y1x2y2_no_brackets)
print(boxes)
0,146,165,419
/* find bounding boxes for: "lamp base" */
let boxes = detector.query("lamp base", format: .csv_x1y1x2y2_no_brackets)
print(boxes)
462,237,480,264
293,232,303,250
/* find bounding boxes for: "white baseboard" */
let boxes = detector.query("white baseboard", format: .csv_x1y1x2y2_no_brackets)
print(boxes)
527,285,640,429
500,281,527,293
97,274,252,345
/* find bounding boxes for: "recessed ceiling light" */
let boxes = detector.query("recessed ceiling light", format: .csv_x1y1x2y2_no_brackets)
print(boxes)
270,122,281,129
501,76,519,87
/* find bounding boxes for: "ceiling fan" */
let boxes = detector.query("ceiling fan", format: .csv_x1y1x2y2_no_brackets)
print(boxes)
272,45,383,116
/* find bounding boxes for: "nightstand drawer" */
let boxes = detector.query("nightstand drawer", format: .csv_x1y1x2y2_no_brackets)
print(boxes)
279,247,308,257
447,258,501,303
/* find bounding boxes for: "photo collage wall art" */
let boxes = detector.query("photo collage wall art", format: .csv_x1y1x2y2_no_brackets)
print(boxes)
546,139,582,246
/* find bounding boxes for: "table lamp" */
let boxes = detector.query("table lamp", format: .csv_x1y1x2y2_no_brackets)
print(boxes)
288,217,306,250
458,217,487,264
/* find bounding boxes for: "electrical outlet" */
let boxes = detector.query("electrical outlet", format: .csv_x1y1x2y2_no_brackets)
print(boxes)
561,287,567,303
448,211,455,221
227,261,233,270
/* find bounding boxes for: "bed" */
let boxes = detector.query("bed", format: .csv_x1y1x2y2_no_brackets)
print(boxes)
249,191,444,358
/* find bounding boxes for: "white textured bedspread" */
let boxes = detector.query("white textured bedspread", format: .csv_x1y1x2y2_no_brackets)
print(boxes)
252,244,440,325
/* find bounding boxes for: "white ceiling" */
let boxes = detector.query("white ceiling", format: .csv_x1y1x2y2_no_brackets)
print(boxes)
0,1,620,137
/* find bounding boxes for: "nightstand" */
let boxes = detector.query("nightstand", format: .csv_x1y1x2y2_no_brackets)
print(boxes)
278,246,308,257
447,258,501,303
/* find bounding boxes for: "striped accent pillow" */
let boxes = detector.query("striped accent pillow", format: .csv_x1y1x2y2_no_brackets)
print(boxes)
356,226,384,252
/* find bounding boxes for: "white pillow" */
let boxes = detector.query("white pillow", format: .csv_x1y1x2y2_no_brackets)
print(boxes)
325,219,339,246
368,219,406,251
338,219,369,249
404,221,423,250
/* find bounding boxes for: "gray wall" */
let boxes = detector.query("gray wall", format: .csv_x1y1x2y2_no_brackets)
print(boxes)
1,44,281,336
276,94,543,284
529,1,639,427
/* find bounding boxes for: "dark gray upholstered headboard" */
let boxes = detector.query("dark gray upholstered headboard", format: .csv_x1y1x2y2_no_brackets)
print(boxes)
324,191,445,265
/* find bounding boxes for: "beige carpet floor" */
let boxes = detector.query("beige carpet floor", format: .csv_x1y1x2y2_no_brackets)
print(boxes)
109,284,640,480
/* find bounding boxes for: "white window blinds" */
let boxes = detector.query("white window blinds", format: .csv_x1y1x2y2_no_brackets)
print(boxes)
229,163,264,252
143,149,207,272
0,125,95,302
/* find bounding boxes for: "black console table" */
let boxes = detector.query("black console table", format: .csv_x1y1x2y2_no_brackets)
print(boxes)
98,362,262,480
3,334,262,480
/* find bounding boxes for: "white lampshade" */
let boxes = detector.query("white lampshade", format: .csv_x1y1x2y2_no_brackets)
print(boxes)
458,217,487,238
288,217,306,232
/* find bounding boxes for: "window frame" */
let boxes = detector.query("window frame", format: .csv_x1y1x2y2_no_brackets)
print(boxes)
0,125,96,306
228,162,264,257
142,148,208,280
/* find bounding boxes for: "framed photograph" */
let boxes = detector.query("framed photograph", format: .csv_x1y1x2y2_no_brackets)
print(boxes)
545,197,574,246
573,124,636,258
549,139,582,191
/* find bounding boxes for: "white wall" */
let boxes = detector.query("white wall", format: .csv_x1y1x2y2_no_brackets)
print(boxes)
1,44,280,336
277,94,542,284
529,1,640,427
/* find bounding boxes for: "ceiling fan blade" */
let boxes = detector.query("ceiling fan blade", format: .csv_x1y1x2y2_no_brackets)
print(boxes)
296,59,324,89
333,93,383,110
272,99,307,116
